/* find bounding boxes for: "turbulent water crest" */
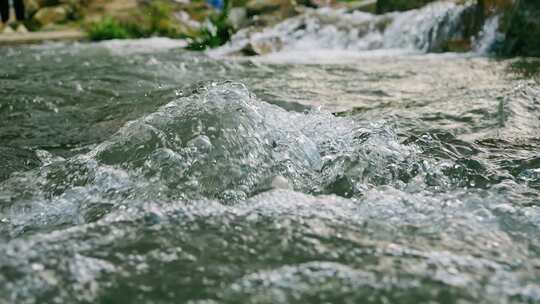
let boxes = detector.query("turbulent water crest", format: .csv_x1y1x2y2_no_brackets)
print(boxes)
0,18,540,304
0,81,426,236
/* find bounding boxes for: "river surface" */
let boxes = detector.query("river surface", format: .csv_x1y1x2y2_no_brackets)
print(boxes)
0,28,540,303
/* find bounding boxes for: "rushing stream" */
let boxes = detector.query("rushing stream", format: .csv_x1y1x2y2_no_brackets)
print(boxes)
1,3,540,303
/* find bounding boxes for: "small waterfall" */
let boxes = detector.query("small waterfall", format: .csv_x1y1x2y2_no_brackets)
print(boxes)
214,1,476,56
473,15,501,54
382,2,469,51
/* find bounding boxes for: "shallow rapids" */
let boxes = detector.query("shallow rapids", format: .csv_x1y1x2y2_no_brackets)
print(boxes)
0,38,539,303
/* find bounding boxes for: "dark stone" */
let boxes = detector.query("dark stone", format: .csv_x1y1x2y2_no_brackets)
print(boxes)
0,147,41,182
376,0,436,14
501,0,540,57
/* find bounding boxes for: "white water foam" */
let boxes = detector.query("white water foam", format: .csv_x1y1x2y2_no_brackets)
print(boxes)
211,1,474,58
473,15,501,54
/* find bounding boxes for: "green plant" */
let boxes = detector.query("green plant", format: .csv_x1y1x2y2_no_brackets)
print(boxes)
145,0,177,36
187,0,233,50
86,0,195,41
86,0,233,47
509,58,540,77
87,17,133,41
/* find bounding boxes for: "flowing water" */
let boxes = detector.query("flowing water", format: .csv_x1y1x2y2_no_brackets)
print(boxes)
1,3,540,303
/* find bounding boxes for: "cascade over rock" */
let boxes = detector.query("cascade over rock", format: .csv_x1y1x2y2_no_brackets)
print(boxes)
215,1,490,56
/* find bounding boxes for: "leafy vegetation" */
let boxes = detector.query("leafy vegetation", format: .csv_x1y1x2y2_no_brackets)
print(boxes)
86,0,231,49
87,0,196,41
509,58,540,77
87,17,132,41
186,4,233,50
143,0,188,37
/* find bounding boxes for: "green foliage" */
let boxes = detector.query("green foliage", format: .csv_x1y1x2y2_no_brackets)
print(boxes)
144,0,182,37
509,58,540,77
186,11,233,50
87,17,133,41
85,0,234,49
86,0,193,41
230,0,250,7
186,0,233,50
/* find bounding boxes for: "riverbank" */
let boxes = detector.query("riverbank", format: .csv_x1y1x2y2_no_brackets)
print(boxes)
0,29,85,45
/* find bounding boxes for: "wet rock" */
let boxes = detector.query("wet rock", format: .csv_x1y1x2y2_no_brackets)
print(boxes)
23,0,41,16
344,0,377,13
245,0,298,24
246,0,286,15
0,147,41,182
25,0,60,8
24,0,78,18
58,0,84,19
376,0,436,14
440,38,472,52
478,0,514,17
271,175,292,189
228,7,248,30
241,34,283,55
469,0,540,56
500,0,540,57
435,3,485,53
33,5,69,26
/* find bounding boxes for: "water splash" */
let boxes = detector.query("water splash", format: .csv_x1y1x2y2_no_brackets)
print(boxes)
0,83,407,235
474,15,501,54
1,40,540,304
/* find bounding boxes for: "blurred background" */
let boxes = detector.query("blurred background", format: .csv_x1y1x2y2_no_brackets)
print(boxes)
0,0,537,56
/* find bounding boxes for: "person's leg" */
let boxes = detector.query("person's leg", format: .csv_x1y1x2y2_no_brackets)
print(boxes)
14,0,25,21
0,0,10,23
